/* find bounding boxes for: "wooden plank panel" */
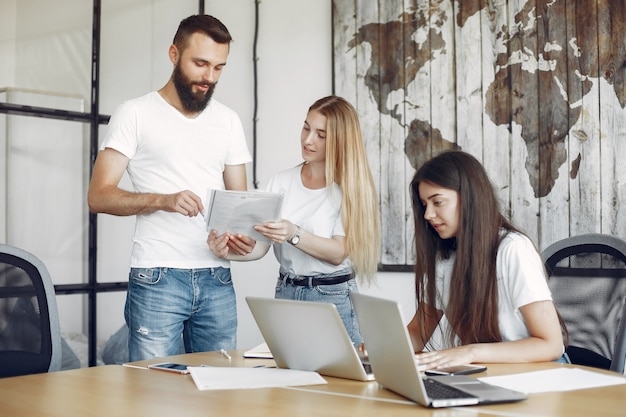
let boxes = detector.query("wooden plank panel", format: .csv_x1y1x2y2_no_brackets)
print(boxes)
508,0,540,244
429,0,457,152
336,0,384,264
354,1,384,266
455,0,484,157
401,0,459,265
482,0,512,217
598,0,626,241
378,0,407,265
567,0,602,247
345,0,389,262
401,0,424,266
536,0,570,249
403,0,458,167
332,0,358,103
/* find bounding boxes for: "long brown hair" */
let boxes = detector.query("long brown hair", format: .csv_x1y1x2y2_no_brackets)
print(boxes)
309,96,381,284
410,150,522,347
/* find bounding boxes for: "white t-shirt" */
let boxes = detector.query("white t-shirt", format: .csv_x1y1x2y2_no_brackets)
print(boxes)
431,231,552,346
101,92,252,268
265,166,351,277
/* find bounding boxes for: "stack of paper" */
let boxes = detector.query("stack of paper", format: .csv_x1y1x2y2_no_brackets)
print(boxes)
479,368,626,393
188,366,326,391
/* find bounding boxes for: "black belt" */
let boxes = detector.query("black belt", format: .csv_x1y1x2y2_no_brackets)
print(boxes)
280,273,353,287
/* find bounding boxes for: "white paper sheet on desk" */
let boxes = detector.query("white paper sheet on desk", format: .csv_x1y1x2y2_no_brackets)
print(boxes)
478,368,626,394
188,366,326,391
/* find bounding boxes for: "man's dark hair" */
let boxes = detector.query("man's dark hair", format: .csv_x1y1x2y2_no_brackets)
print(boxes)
173,15,232,51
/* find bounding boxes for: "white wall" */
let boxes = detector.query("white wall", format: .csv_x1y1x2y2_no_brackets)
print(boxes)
0,0,17,87
209,0,334,187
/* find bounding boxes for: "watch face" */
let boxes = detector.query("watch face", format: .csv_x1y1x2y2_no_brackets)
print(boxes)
289,226,301,245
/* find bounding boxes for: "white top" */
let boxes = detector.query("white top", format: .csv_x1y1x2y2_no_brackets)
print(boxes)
265,166,351,277
101,92,252,268
431,231,552,346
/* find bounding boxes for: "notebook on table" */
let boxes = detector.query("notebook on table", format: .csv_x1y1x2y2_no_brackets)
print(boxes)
350,292,528,408
245,296,375,381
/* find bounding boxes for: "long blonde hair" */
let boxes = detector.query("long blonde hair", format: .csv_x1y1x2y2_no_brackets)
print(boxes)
309,96,381,284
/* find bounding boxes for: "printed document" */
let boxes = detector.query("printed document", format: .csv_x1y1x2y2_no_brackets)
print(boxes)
188,366,326,390
205,189,283,243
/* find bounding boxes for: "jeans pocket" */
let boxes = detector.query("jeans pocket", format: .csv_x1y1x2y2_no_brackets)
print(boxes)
129,267,162,285
212,267,233,285
314,282,351,297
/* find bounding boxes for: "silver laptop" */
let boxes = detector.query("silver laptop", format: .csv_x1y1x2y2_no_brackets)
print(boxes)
245,296,375,381
350,293,527,408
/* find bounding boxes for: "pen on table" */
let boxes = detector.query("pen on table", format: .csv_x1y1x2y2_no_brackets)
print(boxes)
220,349,232,360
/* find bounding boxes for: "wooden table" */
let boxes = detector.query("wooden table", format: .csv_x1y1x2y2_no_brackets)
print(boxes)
1,350,625,416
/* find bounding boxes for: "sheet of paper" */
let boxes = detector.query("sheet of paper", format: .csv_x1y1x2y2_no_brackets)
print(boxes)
188,366,326,391
478,368,626,394
243,342,273,359
205,189,283,243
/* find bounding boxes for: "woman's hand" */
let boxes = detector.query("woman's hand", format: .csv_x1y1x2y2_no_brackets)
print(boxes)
254,220,296,244
255,220,347,265
414,346,476,370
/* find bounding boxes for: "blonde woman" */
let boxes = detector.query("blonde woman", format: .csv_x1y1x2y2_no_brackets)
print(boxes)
254,95,381,344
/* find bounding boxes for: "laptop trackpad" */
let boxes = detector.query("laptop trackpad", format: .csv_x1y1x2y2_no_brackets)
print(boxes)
435,376,526,401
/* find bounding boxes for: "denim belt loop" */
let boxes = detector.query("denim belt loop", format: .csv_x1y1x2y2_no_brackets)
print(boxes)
307,277,313,287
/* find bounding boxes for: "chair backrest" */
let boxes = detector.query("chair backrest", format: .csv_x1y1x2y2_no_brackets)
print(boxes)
0,244,61,377
542,233,626,374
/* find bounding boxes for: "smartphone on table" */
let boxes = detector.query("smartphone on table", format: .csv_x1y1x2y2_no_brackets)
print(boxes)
425,364,487,376
147,362,190,374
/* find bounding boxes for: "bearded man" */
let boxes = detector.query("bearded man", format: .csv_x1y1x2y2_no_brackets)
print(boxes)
88,15,253,361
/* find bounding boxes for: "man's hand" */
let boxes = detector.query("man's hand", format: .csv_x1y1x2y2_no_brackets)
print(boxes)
207,230,232,258
226,233,256,256
207,230,255,258
164,190,204,217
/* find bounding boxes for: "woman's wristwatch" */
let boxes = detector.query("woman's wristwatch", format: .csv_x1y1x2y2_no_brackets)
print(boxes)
287,225,301,245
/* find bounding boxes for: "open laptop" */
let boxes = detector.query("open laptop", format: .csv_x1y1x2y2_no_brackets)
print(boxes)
350,293,528,408
245,296,375,381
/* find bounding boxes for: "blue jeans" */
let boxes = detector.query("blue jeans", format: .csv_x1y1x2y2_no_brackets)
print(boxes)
555,352,571,364
125,267,237,361
275,276,363,345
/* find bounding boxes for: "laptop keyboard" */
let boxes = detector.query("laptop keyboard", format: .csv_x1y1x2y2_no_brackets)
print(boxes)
362,362,373,374
423,378,478,400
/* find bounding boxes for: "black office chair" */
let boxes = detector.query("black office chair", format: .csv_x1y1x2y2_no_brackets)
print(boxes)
542,233,626,374
0,244,62,377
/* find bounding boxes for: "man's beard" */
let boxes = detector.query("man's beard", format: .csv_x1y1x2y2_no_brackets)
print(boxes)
172,64,216,113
